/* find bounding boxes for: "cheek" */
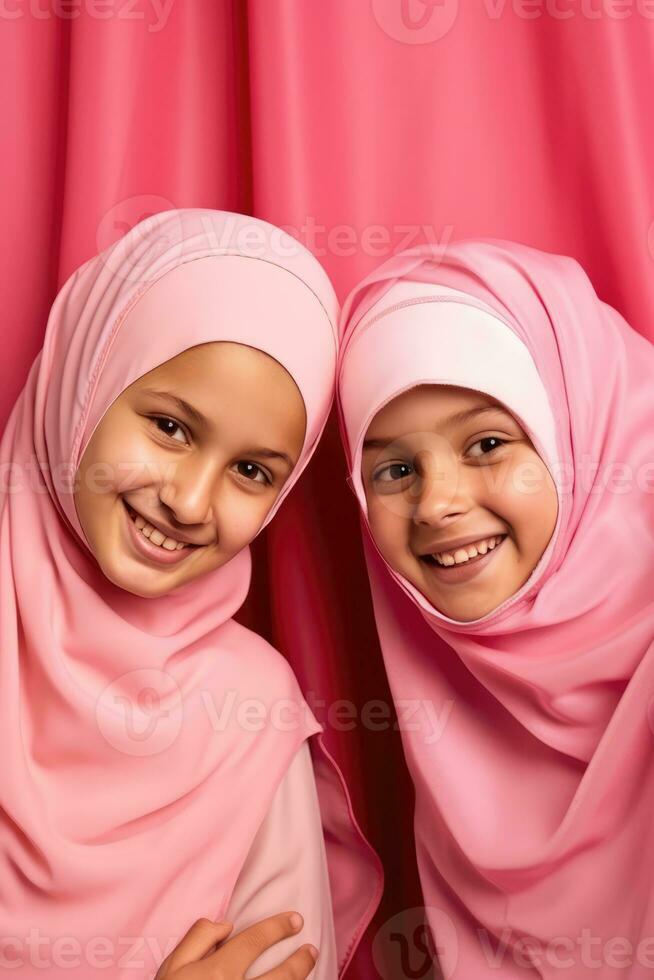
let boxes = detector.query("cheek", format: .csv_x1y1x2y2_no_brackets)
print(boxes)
218,486,277,551
80,429,158,499
496,458,558,552
110,431,171,493
367,497,410,557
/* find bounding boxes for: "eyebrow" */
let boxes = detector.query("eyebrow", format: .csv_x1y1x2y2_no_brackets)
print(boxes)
363,405,513,450
140,388,294,470
243,447,294,471
140,388,208,428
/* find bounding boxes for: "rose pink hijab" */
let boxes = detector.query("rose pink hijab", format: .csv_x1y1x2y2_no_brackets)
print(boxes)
337,240,654,978
0,209,381,978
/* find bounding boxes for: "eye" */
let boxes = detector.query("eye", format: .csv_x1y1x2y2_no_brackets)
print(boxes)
233,461,272,486
373,461,415,483
150,415,189,445
467,436,506,458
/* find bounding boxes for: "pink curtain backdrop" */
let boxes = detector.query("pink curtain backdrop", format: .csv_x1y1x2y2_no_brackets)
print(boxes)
3,2,654,976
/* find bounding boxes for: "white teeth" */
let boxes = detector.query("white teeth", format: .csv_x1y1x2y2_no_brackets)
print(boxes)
432,535,503,566
128,507,187,551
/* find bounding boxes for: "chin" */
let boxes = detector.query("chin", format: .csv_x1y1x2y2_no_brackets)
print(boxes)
98,559,172,599
124,582,169,599
428,591,502,621
435,603,488,622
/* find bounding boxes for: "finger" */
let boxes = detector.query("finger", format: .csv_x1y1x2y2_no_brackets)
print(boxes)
164,918,234,972
254,944,319,980
208,912,304,975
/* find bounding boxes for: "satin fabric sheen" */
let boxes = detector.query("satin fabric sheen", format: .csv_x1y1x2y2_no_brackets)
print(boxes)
0,209,382,978
337,240,654,978
4,7,654,973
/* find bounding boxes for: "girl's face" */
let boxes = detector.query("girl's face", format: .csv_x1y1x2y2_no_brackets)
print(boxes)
361,385,558,622
74,342,306,598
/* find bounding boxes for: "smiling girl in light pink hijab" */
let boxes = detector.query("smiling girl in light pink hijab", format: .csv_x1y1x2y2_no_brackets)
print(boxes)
0,209,382,979
337,239,654,978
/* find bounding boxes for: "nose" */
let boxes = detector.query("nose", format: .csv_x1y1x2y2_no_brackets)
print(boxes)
411,448,473,528
158,454,219,527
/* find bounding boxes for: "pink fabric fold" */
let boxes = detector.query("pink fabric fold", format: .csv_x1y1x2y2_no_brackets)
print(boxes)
337,239,654,977
0,208,381,978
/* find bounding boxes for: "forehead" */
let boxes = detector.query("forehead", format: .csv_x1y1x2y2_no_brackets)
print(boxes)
365,384,511,437
123,342,306,444
141,342,288,382
131,343,303,408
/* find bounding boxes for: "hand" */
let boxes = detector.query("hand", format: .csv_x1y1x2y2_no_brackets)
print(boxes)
154,912,319,979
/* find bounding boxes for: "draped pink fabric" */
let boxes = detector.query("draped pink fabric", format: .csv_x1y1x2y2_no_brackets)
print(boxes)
337,239,654,977
3,4,654,976
0,207,383,978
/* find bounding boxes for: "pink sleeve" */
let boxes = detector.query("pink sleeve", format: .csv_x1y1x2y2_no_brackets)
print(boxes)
225,738,339,980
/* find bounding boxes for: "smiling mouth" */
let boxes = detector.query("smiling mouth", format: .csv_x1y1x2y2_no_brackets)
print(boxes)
420,534,508,568
416,534,509,586
123,500,200,552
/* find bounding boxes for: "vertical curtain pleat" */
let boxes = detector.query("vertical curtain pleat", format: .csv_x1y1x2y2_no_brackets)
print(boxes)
3,3,654,974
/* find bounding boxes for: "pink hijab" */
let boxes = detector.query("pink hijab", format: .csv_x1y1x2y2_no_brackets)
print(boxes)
337,240,654,978
0,209,381,978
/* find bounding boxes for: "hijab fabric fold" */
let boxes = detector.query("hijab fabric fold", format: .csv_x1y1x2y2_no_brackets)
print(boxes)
337,240,654,978
0,209,382,978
